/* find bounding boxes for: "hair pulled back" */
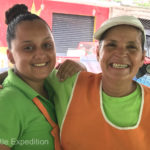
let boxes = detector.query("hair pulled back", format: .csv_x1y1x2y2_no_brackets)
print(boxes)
5,4,30,25
5,4,47,49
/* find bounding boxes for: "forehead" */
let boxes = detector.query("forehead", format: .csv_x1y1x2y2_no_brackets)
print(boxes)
102,25,142,44
15,19,51,36
105,25,141,37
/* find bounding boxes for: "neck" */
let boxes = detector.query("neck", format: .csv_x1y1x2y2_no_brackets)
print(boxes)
31,82,44,93
14,70,48,99
27,80,49,99
102,77,137,97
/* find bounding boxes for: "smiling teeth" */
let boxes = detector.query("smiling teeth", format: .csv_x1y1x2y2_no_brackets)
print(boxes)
33,63,46,67
112,63,128,68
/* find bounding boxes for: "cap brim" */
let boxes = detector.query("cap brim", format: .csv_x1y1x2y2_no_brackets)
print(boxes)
94,16,145,41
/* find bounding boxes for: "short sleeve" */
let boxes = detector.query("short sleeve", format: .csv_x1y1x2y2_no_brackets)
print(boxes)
0,91,21,147
47,69,79,127
47,69,78,91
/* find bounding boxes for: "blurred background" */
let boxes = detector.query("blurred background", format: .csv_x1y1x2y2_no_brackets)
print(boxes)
0,0,150,85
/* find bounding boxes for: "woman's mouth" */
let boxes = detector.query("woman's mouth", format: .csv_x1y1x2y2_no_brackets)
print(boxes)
32,62,49,67
110,63,129,69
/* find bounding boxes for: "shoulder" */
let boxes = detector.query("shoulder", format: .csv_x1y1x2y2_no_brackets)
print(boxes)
0,86,32,112
0,88,26,148
0,86,23,100
140,84,150,93
0,88,26,122
47,69,78,88
0,86,26,100
77,72,102,83
79,71,102,77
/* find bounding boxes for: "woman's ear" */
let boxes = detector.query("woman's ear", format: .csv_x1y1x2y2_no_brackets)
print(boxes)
7,49,15,64
142,50,146,59
139,50,146,67
96,45,100,61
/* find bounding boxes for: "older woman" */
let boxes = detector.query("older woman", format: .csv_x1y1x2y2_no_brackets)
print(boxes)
49,15,150,150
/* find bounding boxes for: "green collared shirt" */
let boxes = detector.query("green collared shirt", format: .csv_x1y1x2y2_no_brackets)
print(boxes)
0,69,56,150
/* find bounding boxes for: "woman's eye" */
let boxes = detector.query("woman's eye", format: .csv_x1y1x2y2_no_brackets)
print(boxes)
106,43,116,47
43,43,53,49
127,45,137,50
24,46,33,51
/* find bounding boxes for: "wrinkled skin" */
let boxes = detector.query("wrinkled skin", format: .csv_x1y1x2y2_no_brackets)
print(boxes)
96,25,145,97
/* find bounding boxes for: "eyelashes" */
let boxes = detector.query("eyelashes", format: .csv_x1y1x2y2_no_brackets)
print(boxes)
23,42,54,52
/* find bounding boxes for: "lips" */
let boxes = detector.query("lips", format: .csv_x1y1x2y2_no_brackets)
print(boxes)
110,63,129,69
32,62,49,67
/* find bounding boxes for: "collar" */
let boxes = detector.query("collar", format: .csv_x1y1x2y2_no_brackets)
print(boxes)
3,69,39,100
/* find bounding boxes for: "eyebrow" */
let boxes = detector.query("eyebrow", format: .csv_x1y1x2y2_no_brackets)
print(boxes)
106,40,137,44
21,36,52,43
105,40,116,43
44,36,52,41
127,41,136,44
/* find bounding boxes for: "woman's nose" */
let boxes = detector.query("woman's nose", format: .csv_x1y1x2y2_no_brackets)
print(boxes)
34,48,47,59
115,46,128,57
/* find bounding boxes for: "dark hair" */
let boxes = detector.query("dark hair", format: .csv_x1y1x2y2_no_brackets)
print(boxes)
5,4,49,49
99,25,145,51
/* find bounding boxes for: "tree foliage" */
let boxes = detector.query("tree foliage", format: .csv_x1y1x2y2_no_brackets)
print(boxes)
110,0,150,8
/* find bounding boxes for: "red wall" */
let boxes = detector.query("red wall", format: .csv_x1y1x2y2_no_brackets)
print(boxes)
0,0,109,47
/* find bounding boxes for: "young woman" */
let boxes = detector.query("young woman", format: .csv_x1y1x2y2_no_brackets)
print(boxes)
0,4,86,150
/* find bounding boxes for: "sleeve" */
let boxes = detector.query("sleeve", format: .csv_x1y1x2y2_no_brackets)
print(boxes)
47,69,79,127
0,71,8,84
47,69,78,93
0,92,21,148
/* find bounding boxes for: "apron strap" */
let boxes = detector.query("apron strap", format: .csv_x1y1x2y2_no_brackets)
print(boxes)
32,97,62,150
33,97,56,127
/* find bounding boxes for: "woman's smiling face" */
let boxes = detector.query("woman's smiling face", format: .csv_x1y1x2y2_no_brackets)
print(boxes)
97,25,145,81
7,19,56,82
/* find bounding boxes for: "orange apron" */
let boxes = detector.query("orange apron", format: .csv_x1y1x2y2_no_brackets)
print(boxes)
61,72,150,150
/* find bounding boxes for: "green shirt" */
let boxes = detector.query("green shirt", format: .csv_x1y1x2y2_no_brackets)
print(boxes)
0,69,56,150
102,84,142,127
47,70,77,128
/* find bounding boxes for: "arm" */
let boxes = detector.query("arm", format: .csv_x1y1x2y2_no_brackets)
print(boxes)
48,69,78,127
56,59,87,81
0,92,20,149
0,71,8,84
0,145,10,150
